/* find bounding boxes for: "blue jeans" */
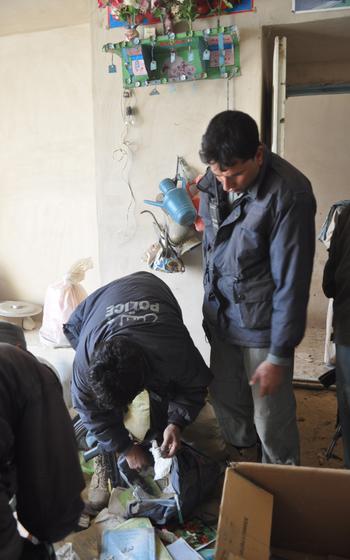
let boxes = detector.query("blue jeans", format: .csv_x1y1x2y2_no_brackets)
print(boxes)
336,344,350,469
209,335,300,465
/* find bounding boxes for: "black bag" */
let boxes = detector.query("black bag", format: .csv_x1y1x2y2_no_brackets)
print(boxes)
20,540,56,560
118,443,224,525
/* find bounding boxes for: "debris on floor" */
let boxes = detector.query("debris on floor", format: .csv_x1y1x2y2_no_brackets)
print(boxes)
56,542,81,560
55,388,344,559
90,512,216,560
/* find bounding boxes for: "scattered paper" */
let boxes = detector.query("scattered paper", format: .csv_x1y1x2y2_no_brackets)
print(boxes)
115,518,172,560
101,527,155,560
167,538,202,560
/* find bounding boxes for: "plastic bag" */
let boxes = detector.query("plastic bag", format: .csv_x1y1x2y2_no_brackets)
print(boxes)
40,258,93,347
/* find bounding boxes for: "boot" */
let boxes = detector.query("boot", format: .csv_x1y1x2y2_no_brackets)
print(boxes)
86,454,110,514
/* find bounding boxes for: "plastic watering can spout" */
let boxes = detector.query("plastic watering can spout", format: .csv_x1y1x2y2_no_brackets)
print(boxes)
143,199,164,208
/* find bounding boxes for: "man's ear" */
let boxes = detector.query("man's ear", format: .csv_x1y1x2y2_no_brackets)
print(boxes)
255,144,264,166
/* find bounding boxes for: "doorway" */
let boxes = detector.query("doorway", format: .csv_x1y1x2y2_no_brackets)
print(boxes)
285,92,350,378
262,17,350,378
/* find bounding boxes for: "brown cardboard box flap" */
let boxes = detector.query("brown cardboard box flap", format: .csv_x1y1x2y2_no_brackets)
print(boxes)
216,468,273,560
233,463,350,558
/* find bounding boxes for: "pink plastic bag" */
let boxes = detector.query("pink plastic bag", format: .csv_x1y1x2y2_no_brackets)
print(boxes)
40,258,93,347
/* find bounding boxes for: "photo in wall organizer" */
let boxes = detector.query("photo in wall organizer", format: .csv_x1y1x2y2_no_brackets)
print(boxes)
151,37,206,80
293,0,350,13
128,45,149,76
207,35,234,68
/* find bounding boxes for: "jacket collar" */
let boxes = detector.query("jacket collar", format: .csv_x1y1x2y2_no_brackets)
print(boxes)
246,144,270,200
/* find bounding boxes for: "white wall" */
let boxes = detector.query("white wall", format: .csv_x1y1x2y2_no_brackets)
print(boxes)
0,23,100,303
1,0,348,355
91,0,348,358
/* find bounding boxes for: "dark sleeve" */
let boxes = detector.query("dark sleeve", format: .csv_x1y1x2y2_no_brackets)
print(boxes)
15,363,85,543
0,491,22,560
0,419,23,560
63,298,87,349
322,213,343,299
71,364,133,454
167,344,212,428
269,189,316,357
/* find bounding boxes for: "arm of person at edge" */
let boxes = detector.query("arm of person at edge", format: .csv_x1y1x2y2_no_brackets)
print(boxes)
322,210,342,300
250,189,316,397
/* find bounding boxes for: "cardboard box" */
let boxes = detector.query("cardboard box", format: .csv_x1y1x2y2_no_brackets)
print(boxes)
216,463,350,560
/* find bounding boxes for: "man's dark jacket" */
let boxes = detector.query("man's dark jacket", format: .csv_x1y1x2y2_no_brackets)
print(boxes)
64,271,212,454
323,205,350,346
198,147,316,358
0,344,84,559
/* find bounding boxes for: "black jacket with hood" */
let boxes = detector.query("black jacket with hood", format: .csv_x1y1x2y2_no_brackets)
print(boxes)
64,271,212,454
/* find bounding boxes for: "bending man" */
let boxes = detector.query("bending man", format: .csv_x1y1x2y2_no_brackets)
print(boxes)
63,271,212,510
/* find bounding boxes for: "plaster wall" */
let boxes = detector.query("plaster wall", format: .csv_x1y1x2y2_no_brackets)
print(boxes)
91,0,349,359
0,23,100,303
285,93,350,328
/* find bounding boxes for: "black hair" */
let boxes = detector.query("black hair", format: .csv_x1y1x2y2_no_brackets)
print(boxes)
200,110,260,169
88,336,147,410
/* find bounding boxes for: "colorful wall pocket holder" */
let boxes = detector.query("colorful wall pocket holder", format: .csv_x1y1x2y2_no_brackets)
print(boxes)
103,26,240,89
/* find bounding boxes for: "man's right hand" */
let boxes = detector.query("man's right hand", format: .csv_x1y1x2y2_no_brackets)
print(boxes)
123,443,150,470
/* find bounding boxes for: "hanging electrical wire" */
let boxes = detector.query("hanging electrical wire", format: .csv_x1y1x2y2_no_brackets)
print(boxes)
226,73,235,111
112,90,138,241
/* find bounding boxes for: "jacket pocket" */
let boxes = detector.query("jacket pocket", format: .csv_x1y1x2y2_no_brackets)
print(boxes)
233,277,274,330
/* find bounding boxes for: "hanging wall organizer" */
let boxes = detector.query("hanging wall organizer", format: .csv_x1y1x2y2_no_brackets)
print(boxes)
103,26,240,89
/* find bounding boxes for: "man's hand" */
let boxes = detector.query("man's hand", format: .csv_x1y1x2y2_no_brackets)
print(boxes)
161,424,181,458
250,361,285,397
124,443,151,470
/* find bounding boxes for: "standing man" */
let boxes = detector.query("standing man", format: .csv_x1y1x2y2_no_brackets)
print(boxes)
323,205,350,469
63,271,212,510
198,110,316,464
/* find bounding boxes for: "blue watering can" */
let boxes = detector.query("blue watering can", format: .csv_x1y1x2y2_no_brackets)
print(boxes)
144,177,197,226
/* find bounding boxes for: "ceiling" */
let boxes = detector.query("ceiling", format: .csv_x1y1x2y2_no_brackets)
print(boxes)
0,0,91,37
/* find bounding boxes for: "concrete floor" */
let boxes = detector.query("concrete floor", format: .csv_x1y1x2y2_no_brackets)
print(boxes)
295,326,329,380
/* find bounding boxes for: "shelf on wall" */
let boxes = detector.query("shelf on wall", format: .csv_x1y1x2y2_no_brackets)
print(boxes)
103,26,240,89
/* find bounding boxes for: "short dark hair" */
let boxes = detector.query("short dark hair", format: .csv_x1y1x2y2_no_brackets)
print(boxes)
200,110,260,169
88,336,147,410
